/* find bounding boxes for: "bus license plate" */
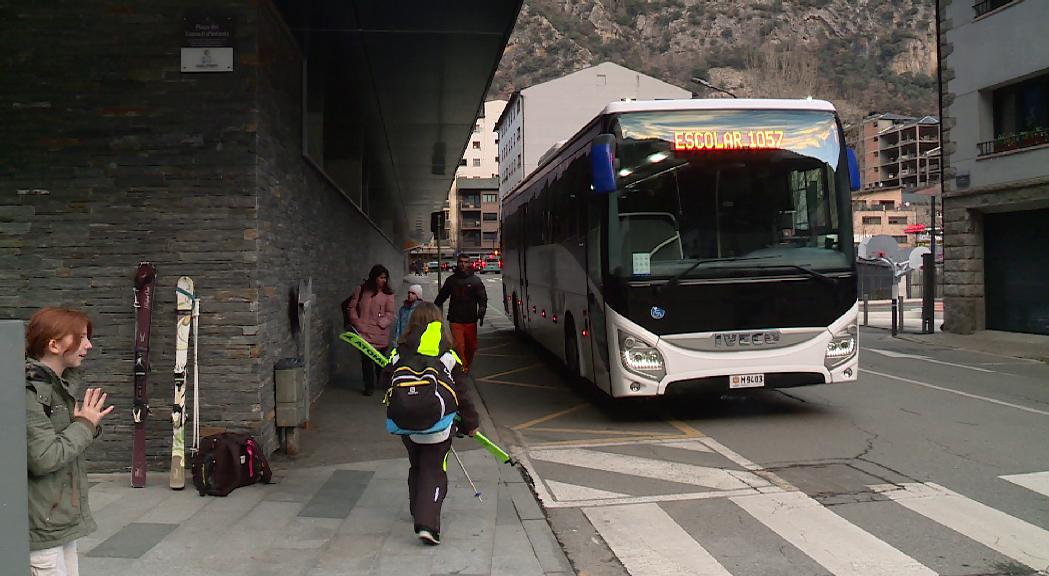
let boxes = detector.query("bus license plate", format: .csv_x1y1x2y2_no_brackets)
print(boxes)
730,373,765,389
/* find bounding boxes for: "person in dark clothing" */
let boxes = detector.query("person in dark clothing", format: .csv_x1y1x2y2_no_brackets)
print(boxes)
433,253,487,372
382,302,479,546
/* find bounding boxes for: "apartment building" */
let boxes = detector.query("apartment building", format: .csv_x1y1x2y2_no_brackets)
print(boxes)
450,177,500,257
494,62,691,198
939,0,1049,335
446,100,506,255
858,113,941,190
852,186,938,249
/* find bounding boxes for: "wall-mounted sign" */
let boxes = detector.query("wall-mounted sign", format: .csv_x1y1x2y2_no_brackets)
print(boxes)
181,13,234,73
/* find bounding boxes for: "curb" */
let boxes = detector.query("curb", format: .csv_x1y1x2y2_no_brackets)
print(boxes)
470,317,575,576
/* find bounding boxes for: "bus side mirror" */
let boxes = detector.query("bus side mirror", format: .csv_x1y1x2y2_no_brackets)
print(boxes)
591,134,617,195
847,148,860,192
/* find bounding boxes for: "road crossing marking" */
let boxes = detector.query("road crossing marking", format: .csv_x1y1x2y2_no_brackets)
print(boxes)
1001,471,1049,499
545,480,628,501
863,369,1049,417
867,348,994,373
731,491,937,576
529,448,770,491
658,439,713,453
879,482,1049,572
584,503,734,576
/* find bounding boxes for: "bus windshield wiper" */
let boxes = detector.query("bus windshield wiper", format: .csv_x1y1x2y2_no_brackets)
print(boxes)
769,264,838,285
665,255,781,287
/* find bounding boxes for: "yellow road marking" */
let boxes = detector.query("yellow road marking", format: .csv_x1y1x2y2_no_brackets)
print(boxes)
529,435,692,448
478,363,544,382
512,403,589,431
477,341,514,352
528,427,681,437
476,379,569,391
667,420,705,437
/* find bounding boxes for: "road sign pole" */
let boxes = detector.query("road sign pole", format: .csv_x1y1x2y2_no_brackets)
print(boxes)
922,252,935,333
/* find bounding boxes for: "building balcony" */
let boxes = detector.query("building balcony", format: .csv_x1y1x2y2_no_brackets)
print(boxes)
977,128,1049,157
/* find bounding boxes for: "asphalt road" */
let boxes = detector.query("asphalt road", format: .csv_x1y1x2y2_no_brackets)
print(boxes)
467,275,1049,576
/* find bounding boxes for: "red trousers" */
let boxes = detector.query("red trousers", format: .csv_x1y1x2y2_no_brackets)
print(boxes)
450,322,478,372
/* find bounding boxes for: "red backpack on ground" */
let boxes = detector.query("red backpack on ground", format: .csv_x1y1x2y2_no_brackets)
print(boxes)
191,432,273,496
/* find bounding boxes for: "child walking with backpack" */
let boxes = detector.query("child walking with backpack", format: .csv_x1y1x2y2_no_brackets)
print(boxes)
381,302,479,546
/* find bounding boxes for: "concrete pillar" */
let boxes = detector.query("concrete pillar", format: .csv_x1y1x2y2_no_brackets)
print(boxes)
0,321,29,574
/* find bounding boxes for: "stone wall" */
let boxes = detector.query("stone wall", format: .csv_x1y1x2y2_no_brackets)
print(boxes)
254,4,401,450
1,0,405,471
0,1,262,471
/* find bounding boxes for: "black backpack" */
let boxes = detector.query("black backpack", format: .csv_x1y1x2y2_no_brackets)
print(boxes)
191,432,273,496
384,350,459,435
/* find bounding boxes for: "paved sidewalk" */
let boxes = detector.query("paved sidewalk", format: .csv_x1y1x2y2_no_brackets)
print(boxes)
859,298,1048,362
80,274,572,576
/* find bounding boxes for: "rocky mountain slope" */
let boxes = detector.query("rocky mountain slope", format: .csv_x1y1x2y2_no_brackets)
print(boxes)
491,0,938,126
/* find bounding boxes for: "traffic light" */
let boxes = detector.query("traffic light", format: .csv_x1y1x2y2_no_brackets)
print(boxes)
430,211,445,236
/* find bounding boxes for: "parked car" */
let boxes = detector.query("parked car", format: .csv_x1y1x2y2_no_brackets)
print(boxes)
425,260,439,273
480,257,501,274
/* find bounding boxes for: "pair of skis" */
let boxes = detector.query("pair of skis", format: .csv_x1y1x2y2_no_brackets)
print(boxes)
170,276,200,489
131,263,200,489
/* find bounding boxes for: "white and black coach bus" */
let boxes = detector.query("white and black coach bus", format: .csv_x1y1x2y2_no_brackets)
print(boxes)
500,99,861,398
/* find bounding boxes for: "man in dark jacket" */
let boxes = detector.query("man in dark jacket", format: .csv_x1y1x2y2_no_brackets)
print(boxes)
434,253,487,372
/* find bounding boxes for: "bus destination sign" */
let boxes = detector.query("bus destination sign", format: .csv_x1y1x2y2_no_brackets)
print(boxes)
673,130,785,151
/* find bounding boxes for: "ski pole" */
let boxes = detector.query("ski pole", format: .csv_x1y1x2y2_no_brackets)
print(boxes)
450,447,482,502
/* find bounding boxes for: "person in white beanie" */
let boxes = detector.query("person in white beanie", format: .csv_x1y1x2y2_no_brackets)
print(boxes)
391,284,424,345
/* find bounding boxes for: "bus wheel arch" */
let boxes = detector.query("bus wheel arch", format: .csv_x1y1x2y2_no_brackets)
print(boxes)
512,293,522,333
563,314,580,380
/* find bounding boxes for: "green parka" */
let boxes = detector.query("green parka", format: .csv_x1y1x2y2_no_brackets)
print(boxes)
25,358,99,550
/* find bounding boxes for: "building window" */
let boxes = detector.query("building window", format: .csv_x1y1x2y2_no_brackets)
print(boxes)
981,72,1049,156
483,232,498,244
879,200,895,208
459,158,468,166
472,158,481,167
888,216,909,225
892,235,908,244
482,194,497,203
862,216,883,225
974,0,1016,18
472,141,481,149
473,124,480,133
483,212,497,221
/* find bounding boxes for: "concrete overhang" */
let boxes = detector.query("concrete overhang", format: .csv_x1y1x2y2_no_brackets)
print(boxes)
274,1,521,244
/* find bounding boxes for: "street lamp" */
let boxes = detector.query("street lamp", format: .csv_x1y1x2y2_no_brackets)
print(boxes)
690,76,738,99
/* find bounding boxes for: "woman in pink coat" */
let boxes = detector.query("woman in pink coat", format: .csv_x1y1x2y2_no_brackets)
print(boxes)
347,264,396,396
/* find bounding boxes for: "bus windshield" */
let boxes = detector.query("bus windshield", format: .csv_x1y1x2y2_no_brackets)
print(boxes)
609,109,853,280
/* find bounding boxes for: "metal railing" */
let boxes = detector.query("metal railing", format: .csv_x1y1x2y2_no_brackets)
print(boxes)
977,127,1049,156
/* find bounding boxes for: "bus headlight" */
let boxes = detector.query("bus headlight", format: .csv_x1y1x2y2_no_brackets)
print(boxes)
825,324,857,368
618,329,666,381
